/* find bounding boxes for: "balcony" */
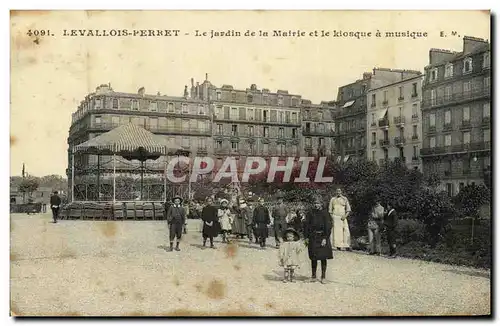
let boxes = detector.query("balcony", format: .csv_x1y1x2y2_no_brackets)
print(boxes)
302,129,335,137
370,122,377,127
398,96,404,102
411,156,419,162
459,120,472,130
378,118,390,129
411,134,419,141
370,102,376,108
370,140,377,147
382,100,389,106
394,116,405,127
444,171,451,177
411,114,419,122
394,137,406,147
379,139,390,147
422,87,490,109
379,158,389,166
420,141,491,157
443,123,452,131
197,147,208,154
411,92,418,98
428,126,436,133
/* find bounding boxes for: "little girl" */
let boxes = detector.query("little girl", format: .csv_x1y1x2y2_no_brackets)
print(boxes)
278,228,304,283
218,199,234,243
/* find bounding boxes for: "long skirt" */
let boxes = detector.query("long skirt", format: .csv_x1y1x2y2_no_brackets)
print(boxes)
331,215,351,248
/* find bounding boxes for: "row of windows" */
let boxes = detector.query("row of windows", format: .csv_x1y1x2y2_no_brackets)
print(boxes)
370,83,419,105
94,116,211,130
370,103,420,124
215,92,300,106
215,124,299,138
303,109,335,121
304,122,335,133
427,77,490,103
428,129,490,148
371,125,420,142
214,106,300,123
428,52,490,82
371,146,420,160
428,103,490,127
214,140,299,154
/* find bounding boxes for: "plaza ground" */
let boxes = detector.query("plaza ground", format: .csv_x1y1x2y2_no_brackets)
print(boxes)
10,212,490,316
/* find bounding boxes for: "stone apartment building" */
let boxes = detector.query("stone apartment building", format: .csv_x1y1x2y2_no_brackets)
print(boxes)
301,100,337,157
420,36,491,197
67,83,211,179
334,68,419,162
207,82,303,172
366,72,423,170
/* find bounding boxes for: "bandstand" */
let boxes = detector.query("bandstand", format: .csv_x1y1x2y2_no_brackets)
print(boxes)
63,123,191,220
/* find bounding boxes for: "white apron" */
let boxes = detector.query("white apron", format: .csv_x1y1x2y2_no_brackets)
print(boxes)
329,196,352,249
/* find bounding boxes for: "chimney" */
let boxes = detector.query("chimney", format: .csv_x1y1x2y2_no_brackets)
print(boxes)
184,86,189,98
196,82,200,98
205,73,208,81
191,78,194,87
138,87,145,96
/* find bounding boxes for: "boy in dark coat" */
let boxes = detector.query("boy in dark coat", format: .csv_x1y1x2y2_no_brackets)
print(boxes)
166,195,187,252
253,198,271,248
50,191,62,223
384,203,399,257
304,197,333,284
201,197,220,249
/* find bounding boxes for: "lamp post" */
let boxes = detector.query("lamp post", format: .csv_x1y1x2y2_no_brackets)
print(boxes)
470,155,478,245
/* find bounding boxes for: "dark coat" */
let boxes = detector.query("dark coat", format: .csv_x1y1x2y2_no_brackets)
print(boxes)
253,205,271,239
272,204,288,233
384,209,398,229
201,205,220,238
50,194,61,207
166,205,186,225
304,208,333,260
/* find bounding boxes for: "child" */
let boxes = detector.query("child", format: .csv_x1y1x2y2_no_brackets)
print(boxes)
279,228,304,283
218,199,234,243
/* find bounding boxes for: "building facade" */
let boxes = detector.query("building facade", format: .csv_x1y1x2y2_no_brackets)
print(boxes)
366,73,423,169
334,68,420,162
420,36,491,196
301,100,337,157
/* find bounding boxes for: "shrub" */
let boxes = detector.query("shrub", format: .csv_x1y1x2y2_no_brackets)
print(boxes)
396,219,425,245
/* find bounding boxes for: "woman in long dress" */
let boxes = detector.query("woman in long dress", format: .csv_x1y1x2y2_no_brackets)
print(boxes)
304,197,333,284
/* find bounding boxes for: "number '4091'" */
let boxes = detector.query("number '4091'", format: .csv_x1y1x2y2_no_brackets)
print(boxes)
26,30,51,37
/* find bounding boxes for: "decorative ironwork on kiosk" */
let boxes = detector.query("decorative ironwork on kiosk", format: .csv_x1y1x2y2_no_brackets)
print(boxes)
66,124,190,220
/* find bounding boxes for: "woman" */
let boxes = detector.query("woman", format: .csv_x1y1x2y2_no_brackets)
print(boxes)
232,199,249,239
304,197,333,284
201,197,220,249
218,199,234,243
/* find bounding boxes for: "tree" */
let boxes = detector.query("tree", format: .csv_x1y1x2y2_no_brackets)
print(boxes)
453,184,491,218
18,177,39,203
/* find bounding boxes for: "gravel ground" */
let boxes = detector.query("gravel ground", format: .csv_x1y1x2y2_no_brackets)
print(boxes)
10,213,491,317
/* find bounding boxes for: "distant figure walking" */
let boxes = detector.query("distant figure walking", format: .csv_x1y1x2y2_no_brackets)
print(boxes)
384,203,399,258
166,195,187,252
50,191,61,223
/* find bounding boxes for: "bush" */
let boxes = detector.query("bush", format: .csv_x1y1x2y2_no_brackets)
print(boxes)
396,219,425,245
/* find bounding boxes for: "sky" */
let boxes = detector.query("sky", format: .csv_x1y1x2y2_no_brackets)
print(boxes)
9,10,490,177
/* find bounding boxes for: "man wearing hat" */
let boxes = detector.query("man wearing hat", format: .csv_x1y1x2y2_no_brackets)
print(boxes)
166,195,187,252
271,192,288,248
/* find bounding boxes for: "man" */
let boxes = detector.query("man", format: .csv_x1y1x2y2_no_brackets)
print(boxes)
253,198,271,249
384,203,398,257
182,200,190,234
245,198,255,244
328,188,352,251
271,193,288,248
166,195,187,252
50,191,61,223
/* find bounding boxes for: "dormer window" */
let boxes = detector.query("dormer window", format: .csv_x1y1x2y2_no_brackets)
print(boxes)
463,57,473,74
112,98,119,109
149,101,157,112
483,52,490,69
131,100,139,111
444,63,453,78
278,96,283,106
429,68,438,82
247,94,253,103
